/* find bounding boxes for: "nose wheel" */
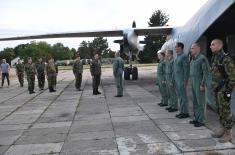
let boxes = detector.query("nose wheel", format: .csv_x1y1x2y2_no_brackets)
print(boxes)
124,66,138,80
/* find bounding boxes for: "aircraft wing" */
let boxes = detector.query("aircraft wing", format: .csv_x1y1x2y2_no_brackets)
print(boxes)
0,26,172,41
134,26,173,36
0,30,124,41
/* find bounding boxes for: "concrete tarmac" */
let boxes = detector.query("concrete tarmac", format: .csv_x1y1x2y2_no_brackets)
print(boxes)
0,66,235,155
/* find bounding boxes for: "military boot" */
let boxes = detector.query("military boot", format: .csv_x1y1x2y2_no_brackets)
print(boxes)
219,129,232,143
211,127,225,138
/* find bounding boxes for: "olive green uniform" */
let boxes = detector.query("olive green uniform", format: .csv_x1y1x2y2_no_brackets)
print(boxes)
46,63,57,92
73,60,83,90
16,63,24,87
190,53,210,123
174,52,190,114
35,62,45,90
25,63,36,93
211,50,235,130
165,57,178,109
90,59,101,94
113,57,124,96
157,59,168,105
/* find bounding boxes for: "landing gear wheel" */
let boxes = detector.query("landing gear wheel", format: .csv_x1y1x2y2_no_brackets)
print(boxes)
132,67,138,80
124,67,131,80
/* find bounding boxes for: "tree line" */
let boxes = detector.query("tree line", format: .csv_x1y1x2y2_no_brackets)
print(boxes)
0,9,169,64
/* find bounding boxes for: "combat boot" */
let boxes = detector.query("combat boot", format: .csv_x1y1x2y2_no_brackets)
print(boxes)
219,129,232,143
211,127,225,138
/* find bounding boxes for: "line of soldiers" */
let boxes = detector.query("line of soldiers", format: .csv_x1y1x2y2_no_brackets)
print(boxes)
157,39,235,143
16,56,58,94
73,52,124,97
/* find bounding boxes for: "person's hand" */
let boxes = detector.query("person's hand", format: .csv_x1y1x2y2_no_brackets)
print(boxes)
200,85,205,91
183,80,188,88
92,76,94,79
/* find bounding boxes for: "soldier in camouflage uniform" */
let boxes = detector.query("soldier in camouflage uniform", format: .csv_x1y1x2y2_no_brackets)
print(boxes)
157,50,168,107
210,39,235,143
165,50,178,112
24,57,36,94
90,54,102,95
15,59,24,87
35,57,45,90
73,54,83,91
190,43,210,127
46,57,57,92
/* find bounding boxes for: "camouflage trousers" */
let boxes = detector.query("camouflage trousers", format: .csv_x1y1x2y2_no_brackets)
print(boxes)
47,75,56,88
17,72,24,87
37,73,45,89
75,73,82,89
216,86,233,130
27,74,35,92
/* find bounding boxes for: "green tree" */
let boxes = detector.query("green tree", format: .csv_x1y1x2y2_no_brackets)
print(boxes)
139,10,169,63
0,48,15,64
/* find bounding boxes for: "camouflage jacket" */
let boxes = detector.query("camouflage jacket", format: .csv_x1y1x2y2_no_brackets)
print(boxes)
35,63,45,74
24,63,36,76
16,63,24,74
73,60,83,74
90,59,101,76
46,63,57,76
211,50,235,90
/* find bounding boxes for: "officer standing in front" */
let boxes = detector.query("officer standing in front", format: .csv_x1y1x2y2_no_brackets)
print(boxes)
90,54,102,95
16,59,24,87
25,57,36,94
190,43,210,127
165,50,178,112
35,57,45,90
46,57,57,93
73,54,83,91
210,39,235,143
174,42,190,119
113,52,124,97
157,50,168,107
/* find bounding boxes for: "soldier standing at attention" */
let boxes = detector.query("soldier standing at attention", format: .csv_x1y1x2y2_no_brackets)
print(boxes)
25,57,36,94
35,57,45,90
157,50,168,107
165,50,178,112
174,42,190,119
16,59,24,87
90,54,102,95
73,54,83,91
46,57,57,93
113,52,124,97
189,43,210,127
210,39,235,143
0,59,10,87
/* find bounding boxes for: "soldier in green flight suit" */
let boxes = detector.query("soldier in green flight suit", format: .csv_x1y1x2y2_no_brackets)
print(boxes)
210,39,235,143
73,54,83,91
157,50,168,107
174,42,190,119
24,57,36,94
165,50,178,112
15,59,24,87
46,57,57,92
35,57,45,90
113,52,124,97
189,43,210,127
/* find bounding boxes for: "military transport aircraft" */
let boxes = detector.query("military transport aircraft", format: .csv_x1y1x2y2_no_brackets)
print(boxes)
0,0,234,81
0,0,235,117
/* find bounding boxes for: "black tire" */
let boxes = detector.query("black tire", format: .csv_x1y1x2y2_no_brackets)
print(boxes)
124,67,131,80
132,67,138,80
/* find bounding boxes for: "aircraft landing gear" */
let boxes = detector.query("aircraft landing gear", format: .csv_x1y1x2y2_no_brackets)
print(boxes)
124,66,138,80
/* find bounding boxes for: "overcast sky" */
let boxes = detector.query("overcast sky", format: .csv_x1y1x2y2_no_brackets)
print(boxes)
0,0,208,51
